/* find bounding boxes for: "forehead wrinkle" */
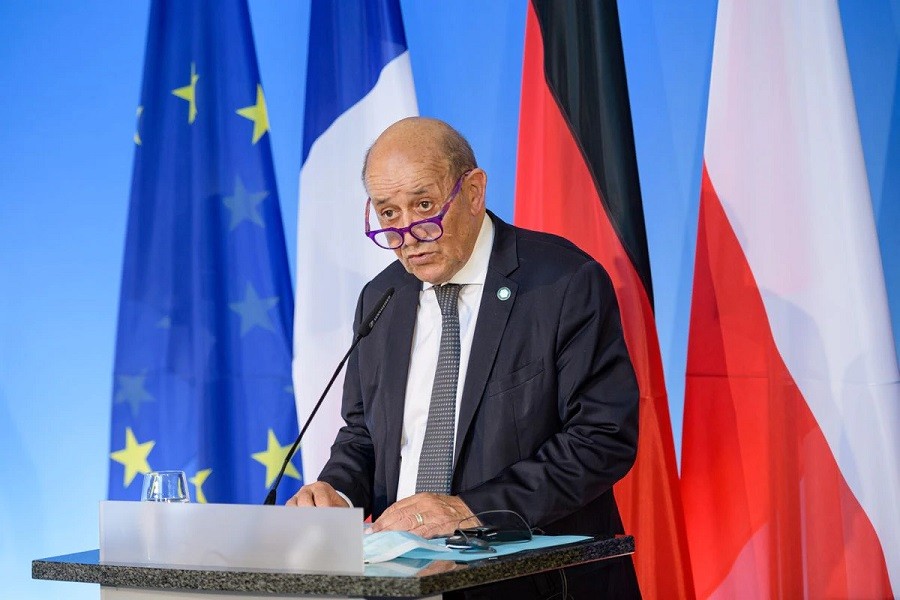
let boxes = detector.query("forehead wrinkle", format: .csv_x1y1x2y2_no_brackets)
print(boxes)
368,174,441,203
372,189,434,207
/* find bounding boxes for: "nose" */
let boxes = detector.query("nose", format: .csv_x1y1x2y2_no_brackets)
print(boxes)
401,228,418,248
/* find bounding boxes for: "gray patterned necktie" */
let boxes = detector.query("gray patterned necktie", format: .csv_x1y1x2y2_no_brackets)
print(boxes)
415,283,463,494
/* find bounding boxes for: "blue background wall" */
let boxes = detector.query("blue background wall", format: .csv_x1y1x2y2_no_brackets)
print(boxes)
0,2,896,598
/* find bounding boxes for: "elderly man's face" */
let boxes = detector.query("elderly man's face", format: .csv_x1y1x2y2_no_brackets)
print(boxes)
366,151,482,285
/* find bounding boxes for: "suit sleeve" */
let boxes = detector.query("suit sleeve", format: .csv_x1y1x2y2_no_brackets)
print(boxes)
457,260,639,527
316,287,376,514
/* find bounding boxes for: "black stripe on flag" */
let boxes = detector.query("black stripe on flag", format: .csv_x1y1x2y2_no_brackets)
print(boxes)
531,0,654,304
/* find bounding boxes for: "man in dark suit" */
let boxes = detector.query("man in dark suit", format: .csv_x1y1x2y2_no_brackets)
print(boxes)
287,117,639,598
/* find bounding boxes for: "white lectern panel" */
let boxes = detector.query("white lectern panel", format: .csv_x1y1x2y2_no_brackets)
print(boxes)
100,501,364,575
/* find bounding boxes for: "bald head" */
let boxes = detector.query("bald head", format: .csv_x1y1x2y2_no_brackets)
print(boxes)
361,117,488,285
362,117,477,184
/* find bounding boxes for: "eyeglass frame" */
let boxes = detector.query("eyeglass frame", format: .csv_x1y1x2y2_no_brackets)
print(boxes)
364,169,474,249
445,509,534,553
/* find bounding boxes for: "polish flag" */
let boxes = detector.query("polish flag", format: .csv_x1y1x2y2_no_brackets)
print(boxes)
682,0,900,597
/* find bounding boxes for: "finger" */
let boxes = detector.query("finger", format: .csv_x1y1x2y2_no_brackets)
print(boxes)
286,487,314,507
377,498,456,534
373,497,433,533
379,494,422,515
418,522,450,539
312,486,345,507
411,497,473,538
372,507,418,532
310,486,328,507
329,490,350,508
417,510,464,538
370,498,413,532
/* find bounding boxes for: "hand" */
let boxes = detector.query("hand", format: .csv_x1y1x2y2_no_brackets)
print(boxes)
285,481,350,508
371,493,475,538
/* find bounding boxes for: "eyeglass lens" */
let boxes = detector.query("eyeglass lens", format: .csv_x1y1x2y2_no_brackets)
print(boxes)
371,220,443,249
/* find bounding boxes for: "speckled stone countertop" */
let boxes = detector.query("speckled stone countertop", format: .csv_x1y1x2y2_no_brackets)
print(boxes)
33,535,633,598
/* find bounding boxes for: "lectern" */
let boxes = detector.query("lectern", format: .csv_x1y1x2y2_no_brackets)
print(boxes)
33,535,634,599
33,502,634,598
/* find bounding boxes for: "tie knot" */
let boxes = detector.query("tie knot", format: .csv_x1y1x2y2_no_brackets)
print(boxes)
433,284,462,317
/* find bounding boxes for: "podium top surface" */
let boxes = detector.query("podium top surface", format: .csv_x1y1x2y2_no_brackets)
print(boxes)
33,535,633,598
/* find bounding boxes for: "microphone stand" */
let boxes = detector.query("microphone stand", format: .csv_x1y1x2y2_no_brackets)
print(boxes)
263,287,394,505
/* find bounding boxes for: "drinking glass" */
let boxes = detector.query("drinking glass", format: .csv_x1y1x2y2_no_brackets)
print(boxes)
141,470,190,503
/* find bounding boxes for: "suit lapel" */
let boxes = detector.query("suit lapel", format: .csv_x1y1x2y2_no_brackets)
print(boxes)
454,214,519,470
378,276,419,505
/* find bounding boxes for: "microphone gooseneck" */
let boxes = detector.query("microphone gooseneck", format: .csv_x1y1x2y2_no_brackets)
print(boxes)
264,287,394,505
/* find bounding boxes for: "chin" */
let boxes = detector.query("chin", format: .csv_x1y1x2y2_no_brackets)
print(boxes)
410,265,447,285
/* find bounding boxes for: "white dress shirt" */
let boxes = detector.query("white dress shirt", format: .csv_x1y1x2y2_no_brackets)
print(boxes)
395,215,494,501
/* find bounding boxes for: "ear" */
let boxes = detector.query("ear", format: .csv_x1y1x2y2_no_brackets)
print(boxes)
466,168,488,216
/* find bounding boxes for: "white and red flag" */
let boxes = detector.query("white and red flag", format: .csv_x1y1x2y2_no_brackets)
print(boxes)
682,0,900,597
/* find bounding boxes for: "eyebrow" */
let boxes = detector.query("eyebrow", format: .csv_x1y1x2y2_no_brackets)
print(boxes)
371,187,434,206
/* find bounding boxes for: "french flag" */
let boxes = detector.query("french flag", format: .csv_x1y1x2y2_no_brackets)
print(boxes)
682,0,900,597
293,0,417,482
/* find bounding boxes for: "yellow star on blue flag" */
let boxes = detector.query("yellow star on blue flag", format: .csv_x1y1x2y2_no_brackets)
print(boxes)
189,469,212,503
236,84,269,143
252,429,300,488
108,0,300,504
172,62,199,124
110,427,155,487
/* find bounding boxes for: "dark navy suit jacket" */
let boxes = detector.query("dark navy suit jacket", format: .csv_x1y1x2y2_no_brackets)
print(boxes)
318,212,639,539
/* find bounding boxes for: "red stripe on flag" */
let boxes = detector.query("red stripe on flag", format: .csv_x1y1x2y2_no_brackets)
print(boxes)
682,166,892,598
515,4,694,598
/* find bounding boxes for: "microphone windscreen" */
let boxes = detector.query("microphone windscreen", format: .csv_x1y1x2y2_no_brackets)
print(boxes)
356,287,394,338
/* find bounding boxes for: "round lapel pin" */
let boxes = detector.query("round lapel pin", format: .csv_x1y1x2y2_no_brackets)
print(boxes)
497,287,511,301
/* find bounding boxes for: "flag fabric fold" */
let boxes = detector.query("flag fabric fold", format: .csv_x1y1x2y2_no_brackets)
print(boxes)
294,0,418,482
108,0,299,505
514,1,694,597
682,0,900,597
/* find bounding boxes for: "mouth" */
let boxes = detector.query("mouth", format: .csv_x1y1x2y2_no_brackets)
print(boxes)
405,251,435,266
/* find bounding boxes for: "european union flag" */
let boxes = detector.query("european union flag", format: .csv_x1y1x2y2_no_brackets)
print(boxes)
108,0,301,504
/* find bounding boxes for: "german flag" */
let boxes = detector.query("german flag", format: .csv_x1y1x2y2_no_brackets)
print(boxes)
514,1,694,597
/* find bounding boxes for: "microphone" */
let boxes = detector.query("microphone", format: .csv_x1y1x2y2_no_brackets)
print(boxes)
264,287,394,505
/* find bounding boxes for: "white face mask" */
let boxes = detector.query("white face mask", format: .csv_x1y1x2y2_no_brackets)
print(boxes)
363,530,450,564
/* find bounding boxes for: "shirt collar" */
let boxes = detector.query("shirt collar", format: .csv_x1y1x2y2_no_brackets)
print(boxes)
423,214,494,291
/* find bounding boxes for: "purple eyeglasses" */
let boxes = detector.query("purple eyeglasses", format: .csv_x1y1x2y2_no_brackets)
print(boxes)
365,170,472,249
